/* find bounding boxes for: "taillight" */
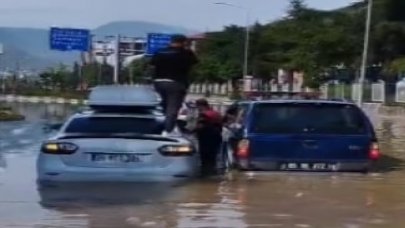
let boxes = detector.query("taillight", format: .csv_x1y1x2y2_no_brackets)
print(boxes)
41,142,78,154
237,139,250,159
159,145,195,156
369,142,381,161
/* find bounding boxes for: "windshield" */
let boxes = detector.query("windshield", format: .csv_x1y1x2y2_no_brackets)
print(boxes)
250,103,368,135
64,117,164,135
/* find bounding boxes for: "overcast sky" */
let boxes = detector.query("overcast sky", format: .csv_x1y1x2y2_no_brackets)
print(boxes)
0,0,358,30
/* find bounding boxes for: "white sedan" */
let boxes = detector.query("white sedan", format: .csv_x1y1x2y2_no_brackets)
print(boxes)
37,86,200,183
37,111,200,183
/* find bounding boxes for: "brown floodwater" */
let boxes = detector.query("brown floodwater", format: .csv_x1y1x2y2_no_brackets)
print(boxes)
1,103,405,228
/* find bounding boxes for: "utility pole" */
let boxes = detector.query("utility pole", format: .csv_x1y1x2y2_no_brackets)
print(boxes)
358,0,373,106
113,34,121,84
94,35,143,84
79,52,86,91
12,60,19,94
214,2,250,78
89,35,95,64
129,37,135,84
0,51,4,94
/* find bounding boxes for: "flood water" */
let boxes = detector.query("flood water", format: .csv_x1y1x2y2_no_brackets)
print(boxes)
1,102,405,227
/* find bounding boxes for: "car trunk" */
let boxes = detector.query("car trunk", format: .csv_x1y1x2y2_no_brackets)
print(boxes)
249,134,371,161
247,102,373,162
57,136,177,168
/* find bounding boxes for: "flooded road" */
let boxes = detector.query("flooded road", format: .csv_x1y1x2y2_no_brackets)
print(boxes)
1,103,405,227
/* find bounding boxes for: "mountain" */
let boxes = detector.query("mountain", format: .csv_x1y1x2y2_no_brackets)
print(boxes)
336,1,366,13
94,21,194,37
0,21,196,71
0,44,54,71
0,27,75,70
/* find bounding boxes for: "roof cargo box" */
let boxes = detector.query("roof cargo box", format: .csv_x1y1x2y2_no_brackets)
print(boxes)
88,85,161,109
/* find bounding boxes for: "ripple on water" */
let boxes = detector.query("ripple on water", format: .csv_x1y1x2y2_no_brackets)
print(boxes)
11,127,29,135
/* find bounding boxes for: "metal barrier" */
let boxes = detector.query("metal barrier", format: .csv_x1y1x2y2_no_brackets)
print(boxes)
395,82,405,103
351,83,360,101
371,82,385,102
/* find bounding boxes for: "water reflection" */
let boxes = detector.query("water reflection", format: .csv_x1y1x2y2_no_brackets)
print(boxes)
38,181,249,228
0,121,49,154
176,180,247,228
230,172,405,227
2,102,77,122
0,153,6,171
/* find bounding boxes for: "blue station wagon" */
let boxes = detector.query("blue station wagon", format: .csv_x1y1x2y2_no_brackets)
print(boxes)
225,99,380,172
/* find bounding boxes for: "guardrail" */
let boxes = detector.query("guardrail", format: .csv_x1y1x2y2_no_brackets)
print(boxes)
0,95,87,105
1,81,404,105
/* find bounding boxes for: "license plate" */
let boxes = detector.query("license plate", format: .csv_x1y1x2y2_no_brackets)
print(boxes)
90,153,141,164
280,163,338,171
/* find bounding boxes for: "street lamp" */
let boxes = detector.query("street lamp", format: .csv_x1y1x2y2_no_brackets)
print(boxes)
358,0,373,106
214,2,250,78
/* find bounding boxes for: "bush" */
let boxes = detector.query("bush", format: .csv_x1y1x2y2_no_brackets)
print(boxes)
0,109,25,121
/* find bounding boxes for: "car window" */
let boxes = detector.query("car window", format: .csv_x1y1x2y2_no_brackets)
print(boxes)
250,103,368,135
64,116,164,135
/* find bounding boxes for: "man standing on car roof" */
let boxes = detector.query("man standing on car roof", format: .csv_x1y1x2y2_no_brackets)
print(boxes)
194,99,223,176
150,34,199,137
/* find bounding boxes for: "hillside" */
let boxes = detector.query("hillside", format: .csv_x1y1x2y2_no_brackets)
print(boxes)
94,21,193,37
194,0,405,85
0,21,195,71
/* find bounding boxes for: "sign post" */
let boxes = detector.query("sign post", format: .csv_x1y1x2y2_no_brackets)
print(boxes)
49,27,91,90
49,27,91,52
146,33,173,56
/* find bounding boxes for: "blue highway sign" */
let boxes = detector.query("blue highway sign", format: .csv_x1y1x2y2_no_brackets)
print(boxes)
50,27,91,52
146,33,173,55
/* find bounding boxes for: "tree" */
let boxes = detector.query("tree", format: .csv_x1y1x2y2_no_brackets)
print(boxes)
82,63,99,87
38,64,71,91
126,59,149,83
287,0,307,19
193,25,246,82
39,71,53,90
53,64,70,91
371,22,405,64
70,62,81,90
377,0,405,22
185,0,405,87
383,57,405,82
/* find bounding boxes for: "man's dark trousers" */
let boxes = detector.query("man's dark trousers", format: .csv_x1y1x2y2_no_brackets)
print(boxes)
197,126,222,175
154,81,187,132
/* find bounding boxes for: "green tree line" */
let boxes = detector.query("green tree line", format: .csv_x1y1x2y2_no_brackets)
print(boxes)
36,60,147,91
192,0,405,87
